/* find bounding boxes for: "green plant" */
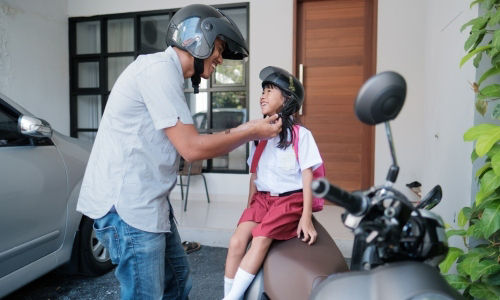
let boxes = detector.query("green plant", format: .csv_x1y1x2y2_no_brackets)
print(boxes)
439,1,500,299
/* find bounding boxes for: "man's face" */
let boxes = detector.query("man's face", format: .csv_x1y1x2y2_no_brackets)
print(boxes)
200,38,225,79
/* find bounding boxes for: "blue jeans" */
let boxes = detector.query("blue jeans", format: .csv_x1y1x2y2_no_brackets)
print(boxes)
93,211,192,300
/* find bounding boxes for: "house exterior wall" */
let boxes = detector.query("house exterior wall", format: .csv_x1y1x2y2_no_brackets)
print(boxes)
377,0,477,231
0,0,69,134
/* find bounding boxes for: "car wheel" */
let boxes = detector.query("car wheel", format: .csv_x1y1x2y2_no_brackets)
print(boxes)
79,216,114,276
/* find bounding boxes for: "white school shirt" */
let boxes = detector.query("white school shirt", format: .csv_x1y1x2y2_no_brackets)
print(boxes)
248,126,323,195
77,47,193,233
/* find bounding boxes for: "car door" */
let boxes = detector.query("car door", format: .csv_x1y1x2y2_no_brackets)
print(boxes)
0,99,68,278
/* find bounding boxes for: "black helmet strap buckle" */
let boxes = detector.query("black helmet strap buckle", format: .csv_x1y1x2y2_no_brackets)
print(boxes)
191,57,205,94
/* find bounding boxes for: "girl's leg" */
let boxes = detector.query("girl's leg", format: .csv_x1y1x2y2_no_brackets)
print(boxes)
224,236,273,300
239,236,273,274
225,221,258,278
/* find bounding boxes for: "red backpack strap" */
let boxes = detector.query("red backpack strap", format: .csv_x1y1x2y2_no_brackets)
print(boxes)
250,140,268,173
292,125,300,161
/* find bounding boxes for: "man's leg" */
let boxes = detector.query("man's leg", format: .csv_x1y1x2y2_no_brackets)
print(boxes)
94,212,166,299
163,214,192,300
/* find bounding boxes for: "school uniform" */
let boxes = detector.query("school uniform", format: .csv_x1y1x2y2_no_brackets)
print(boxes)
238,125,323,240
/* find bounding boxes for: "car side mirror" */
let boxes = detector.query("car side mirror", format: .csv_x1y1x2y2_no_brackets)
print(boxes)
18,115,53,138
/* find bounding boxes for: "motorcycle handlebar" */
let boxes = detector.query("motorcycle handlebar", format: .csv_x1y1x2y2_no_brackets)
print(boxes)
312,178,367,216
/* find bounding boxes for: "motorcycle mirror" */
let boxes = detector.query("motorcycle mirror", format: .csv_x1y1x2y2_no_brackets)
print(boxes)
354,71,406,125
417,185,442,210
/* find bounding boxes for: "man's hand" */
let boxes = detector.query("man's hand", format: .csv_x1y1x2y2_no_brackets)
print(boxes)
247,114,282,140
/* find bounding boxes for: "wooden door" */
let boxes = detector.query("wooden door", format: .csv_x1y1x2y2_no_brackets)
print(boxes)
296,0,377,191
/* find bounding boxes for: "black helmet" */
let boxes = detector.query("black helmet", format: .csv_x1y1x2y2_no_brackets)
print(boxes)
259,66,304,108
166,4,249,60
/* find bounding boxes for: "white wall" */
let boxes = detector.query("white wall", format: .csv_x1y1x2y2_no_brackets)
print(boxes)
0,0,69,134
67,0,295,202
377,0,477,230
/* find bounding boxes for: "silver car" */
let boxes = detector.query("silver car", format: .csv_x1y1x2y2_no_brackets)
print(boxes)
0,93,113,297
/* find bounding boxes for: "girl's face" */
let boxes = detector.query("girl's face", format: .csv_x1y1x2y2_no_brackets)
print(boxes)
260,85,284,116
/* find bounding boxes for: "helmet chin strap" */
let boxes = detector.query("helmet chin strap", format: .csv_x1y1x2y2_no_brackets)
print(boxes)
191,58,205,94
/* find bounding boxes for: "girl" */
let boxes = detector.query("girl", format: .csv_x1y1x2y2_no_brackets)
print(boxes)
223,66,323,300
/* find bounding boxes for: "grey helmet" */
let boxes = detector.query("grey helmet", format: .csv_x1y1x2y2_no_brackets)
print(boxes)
166,4,248,60
259,66,304,109
166,4,248,93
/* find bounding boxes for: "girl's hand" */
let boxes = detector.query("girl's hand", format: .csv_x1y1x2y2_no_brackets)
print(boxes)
297,215,317,245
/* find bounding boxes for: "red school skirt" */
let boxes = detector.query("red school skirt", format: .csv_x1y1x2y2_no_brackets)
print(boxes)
238,191,304,240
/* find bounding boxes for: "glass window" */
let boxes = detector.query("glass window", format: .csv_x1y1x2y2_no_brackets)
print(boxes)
77,95,102,130
76,21,101,54
214,60,244,86
140,15,171,53
221,7,248,41
107,18,134,53
78,61,99,88
108,56,134,90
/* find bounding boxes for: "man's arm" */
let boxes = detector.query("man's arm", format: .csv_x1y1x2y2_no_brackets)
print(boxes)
164,114,282,162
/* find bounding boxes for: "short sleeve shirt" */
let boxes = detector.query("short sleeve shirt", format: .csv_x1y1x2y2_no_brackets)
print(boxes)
76,47,193,233
248,126,322,194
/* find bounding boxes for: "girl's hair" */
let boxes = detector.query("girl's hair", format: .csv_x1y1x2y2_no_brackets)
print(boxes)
263,83,301,149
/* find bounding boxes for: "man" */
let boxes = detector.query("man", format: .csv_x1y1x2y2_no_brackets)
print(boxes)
76,4,281,300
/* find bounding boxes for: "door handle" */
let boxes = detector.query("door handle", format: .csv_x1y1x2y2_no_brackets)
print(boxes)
298,63,304,115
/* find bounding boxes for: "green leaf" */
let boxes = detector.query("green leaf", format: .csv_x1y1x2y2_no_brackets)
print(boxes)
472,150,480,162
493,103,500,120
476,98,488,116
479,84,500,99
476,170,500,205
440,247,464,273
464,124,499,142
459,207,473,227
469,283,498,300
467,223,485,238
485,271,500,286
478,200,500,238
476,162,492,178
462,16,482,32
493,53,500,68
492,150,500,175
484,0,496,10
474,51,484,68
457,254,480,276
466,30,487,52
472,126,500,157
444,274,470,290
488,9,500,26
493,30,500,51
486,144,500,159
470,259,500,281
470,0,484,9
478,66,500,86
477,197,500,215
461,45,493,67
446,229,467,239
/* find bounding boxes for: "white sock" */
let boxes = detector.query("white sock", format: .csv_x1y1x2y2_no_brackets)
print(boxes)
223,267,255,300
224,276,234,296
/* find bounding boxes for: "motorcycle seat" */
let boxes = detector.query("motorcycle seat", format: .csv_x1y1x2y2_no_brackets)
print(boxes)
262,217,349,300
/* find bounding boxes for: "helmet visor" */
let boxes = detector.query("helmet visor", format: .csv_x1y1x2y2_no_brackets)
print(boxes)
171,16,213,59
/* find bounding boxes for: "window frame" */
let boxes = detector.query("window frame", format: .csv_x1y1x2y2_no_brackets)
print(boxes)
69,3,250,174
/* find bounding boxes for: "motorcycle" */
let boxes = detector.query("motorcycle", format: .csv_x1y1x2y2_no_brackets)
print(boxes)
245,71,463,300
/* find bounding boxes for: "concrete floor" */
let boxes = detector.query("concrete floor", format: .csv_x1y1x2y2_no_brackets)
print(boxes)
4,245,227,300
